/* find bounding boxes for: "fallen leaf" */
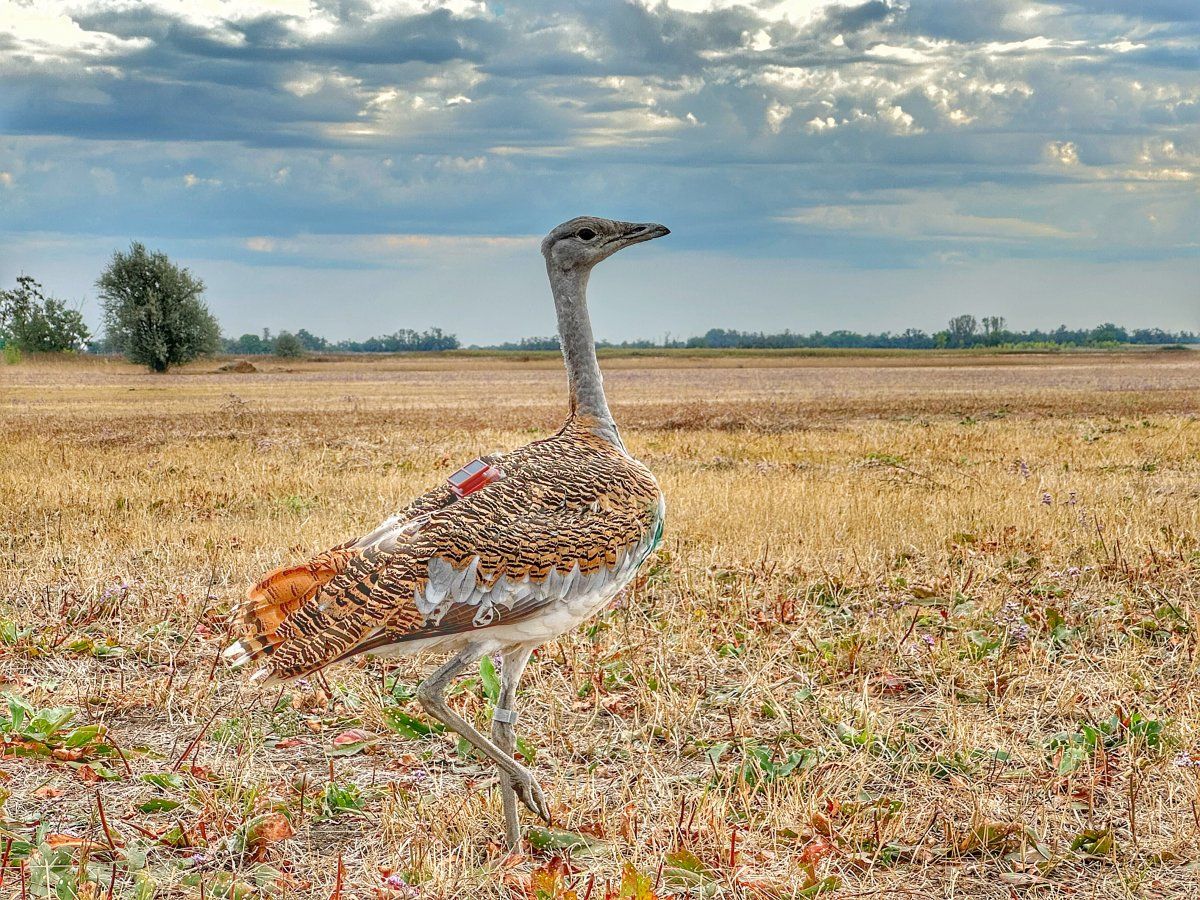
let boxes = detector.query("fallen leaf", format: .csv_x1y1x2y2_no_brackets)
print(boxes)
45,833,87,848
617,863,657,900
799,836,834,867
246,812,295,855
32,785,64,799
331,729,376,756
524,858,579,900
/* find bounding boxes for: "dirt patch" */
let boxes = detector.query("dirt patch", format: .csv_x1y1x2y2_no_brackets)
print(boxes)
217,359,259,373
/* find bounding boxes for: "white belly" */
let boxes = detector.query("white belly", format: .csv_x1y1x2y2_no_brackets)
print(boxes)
478,572,631,644
381,493,665,656
381,568,632,658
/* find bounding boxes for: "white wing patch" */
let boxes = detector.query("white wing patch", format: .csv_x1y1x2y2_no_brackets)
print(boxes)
412,506,662,631
352,512,430,553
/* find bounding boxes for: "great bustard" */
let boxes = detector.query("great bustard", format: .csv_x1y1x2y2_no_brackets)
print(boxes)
225,216,670,848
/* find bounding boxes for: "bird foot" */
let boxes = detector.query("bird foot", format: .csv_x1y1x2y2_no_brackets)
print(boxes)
514,776,551,824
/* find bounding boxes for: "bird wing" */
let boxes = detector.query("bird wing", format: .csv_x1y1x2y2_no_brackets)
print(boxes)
228,474,465,655
226,429,662,683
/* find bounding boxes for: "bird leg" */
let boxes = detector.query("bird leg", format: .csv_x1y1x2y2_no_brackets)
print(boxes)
416,642,550,824
491,644,535,849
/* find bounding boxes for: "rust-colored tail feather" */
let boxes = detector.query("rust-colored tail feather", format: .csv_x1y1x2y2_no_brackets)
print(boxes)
224,547,353,673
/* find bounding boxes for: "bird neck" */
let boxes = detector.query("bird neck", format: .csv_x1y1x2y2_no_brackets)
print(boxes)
548,263,623,449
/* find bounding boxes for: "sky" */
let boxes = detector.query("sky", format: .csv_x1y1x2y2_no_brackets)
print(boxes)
1,0,1197,345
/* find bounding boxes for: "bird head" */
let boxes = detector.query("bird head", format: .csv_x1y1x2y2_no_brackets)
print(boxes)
541,216,670,272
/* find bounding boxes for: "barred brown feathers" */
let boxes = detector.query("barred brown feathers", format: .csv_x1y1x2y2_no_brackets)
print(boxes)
225,416,664,682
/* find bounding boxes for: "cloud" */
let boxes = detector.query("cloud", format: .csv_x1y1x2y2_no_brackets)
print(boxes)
0,0,1196,339
183,173,222,188
1046,140,1080,165
239,231,532,263
780,189,1083,243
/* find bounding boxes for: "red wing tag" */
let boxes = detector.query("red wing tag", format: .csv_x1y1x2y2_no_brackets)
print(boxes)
447,459,504,498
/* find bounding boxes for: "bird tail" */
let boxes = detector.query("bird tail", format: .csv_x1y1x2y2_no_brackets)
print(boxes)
222,546,355,679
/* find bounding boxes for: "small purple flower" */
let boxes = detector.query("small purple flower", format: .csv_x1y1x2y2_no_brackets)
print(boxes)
384,874,420,897
1017,459,1030,480
1068,491,1077,506
1173,752,1200,768
101,580,131,601
1067,566,1081,578
921,634,935,648
1041,493,1052,506
995,600,1027,639
188,853,209,866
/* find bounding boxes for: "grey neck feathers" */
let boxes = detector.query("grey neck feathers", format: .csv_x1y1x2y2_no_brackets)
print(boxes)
548,263,624,450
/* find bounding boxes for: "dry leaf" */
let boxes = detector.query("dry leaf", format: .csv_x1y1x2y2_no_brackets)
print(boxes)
798,835,834,867
247,812,295,854
331,728,376,755
45,833,88,848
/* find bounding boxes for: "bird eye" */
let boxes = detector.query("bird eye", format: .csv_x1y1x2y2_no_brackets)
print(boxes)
576,227,597,241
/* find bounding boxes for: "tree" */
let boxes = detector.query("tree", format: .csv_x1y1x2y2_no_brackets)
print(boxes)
981,316,1007,342
273,331,305,358
97,243,220,372
947,314,978,348
295,328,328,351
335,327,461,352
0,276,90,352
227,333,270,355
1088,322,1128,344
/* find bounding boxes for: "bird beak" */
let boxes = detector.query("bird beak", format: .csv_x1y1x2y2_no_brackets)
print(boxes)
616,222,670,247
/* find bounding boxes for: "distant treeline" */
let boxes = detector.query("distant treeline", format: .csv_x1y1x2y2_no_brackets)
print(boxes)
478,317,1198,351
15,250,1193,372
208,317,1198,356
220,327,460,355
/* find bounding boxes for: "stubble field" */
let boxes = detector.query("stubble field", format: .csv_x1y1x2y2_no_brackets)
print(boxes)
2,349,1199,899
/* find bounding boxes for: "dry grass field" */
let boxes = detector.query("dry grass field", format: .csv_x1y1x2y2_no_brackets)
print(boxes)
2,349,1199,899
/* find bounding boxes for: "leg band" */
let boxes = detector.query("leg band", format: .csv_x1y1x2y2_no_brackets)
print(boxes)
492,707,518,725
